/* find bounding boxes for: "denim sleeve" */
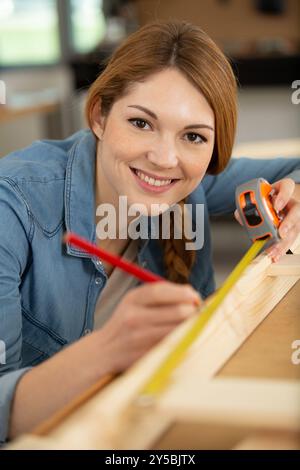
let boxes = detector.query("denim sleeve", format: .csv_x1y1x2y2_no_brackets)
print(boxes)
0,178,33,444
0,368,32,444
202,157,300,215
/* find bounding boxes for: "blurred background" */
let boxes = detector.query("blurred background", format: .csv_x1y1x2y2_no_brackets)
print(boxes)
0,0,299,284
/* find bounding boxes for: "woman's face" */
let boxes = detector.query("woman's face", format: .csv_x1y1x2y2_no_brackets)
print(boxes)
93,68,215,215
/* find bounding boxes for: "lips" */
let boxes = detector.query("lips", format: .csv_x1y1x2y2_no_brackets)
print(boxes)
130,167,180,193
130,167,180,181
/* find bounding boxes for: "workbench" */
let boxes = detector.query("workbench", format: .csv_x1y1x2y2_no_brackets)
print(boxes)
6,251,300,450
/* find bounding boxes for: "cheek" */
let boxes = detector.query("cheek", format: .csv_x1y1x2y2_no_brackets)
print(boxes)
185,152,212,180
105,130,145,165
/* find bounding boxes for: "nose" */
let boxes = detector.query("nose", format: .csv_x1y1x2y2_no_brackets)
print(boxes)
146,136,179,169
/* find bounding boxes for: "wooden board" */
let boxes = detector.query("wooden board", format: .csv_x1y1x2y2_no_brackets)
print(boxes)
5,236,300,450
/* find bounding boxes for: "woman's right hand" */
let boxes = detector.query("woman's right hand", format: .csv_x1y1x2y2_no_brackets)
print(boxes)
8,281,201,438
98,281,202,373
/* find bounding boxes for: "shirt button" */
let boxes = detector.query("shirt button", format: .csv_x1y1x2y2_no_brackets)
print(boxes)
95,277,102,285
96,260,102,267
84,328,91,335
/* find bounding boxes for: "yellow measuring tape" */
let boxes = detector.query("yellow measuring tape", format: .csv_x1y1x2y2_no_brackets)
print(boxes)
137,239,267,403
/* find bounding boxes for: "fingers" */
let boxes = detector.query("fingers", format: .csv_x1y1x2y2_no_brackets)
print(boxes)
127,281,201,307
261,179,300,262
130,323,186,353
266,198,300,261
277,199,300,239
106,282,202,374
148,302,199,325
234,209,242,225
126,302,199,328
272,178,295,211
109,323,179,372
235,178,296,231
267,234,295,262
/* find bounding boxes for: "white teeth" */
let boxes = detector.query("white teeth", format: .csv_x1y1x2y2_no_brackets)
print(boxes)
135,170,172,187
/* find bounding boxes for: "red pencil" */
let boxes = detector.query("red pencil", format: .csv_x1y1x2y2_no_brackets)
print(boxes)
64,232,164,283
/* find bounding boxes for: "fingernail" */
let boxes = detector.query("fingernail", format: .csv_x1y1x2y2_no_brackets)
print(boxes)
275,198,284,211
280,226,289,238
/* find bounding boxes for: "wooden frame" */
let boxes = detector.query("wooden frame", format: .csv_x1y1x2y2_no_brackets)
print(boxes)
6,235,300,450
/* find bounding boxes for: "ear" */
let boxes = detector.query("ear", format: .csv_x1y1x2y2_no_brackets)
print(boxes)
90,98,106,140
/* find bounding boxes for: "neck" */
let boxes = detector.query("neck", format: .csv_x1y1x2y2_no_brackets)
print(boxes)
95,156,131,240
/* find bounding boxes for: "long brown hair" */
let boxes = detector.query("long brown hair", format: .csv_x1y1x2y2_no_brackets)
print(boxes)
86,21,237,284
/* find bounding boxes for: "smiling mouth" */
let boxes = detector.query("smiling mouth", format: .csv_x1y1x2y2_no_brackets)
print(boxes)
130,167,181,187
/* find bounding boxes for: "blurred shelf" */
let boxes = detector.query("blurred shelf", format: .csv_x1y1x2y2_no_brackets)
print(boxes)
0,102,60,124
232,54,300,86
234,138,300,158
69,49,300,89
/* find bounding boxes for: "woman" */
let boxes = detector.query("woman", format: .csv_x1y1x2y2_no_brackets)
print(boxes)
0,21,299,443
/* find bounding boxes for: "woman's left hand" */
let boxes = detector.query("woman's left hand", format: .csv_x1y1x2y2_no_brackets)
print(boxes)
234,178,300,262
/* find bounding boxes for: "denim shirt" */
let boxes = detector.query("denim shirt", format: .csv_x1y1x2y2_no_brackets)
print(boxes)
0,128,299,443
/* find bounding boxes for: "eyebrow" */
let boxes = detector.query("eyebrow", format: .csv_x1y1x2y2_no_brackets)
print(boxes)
127,105,214,132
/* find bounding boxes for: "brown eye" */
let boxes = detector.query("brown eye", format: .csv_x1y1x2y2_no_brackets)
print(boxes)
128,118,151,129
185,132,207,144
